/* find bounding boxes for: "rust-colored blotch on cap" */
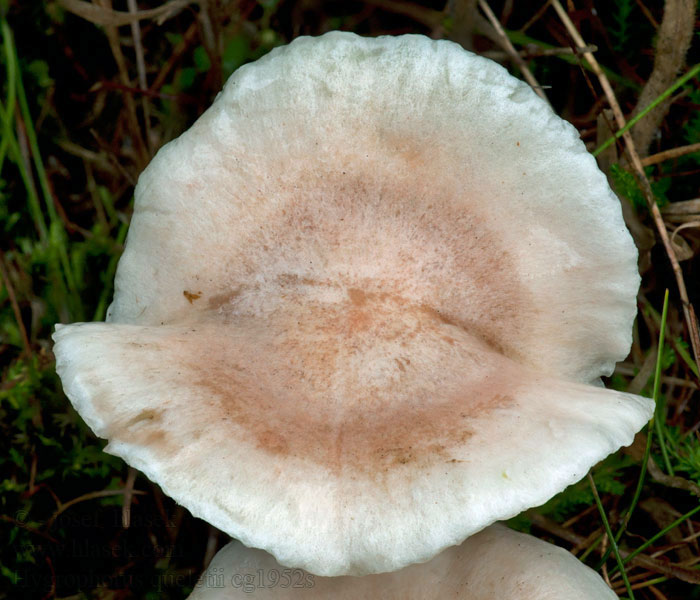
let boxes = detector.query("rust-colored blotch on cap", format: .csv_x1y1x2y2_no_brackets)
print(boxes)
153,170,528,475
190,287,520,476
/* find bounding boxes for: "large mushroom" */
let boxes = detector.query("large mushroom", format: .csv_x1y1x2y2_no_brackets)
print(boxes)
53,32,653,576
187,524,618,599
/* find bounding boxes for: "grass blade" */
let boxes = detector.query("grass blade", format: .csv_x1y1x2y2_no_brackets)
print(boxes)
588,472,635,600
594,63,700,156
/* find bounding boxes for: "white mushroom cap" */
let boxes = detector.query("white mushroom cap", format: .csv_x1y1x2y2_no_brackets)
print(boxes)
53,33,653,576
187,524,618,599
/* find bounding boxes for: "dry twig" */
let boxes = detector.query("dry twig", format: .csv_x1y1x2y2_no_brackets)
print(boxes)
449,0,478,50
662,199,700,223
122,466,138,528
46,488,146,530
529,512,700,584
127,0,153,154
58,0,192,27
94,0,149,167
630,0,696,156
551,0,700,374
0,253,31,357
478,0,549,104
362,0,443,29
642,142,700,167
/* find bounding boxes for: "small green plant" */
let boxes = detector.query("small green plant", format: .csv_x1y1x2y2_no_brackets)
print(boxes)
609,0,634,51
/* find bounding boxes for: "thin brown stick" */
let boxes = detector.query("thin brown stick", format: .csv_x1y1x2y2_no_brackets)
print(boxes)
196,0,223,91
647,450,700,496
362,0,443,29
647,585,671,599
571,527,605,555
0,514,58,543
634,0,660,28
449,0,478,51
617,363,699,390
641,497,695,562
46,488,146,530
523,43,597,57
203,524,220,570
127,0,152,154
122,466,137,528
530,512,700,584
562,503,599,529
150,22,199,93
630,0,696,156
601,531,612,586
627,343,658,394
661,198,700,222
0,253,31,356
58,0,191,27
28,453,38,494
40,556,56,600
625,432,700,496
519,0,552,34
681,527,700,547
96,0,149,167
617,570,660,586
481,44,598,62
91,80,196,103
478,0,549,104
58,139,117,175
551,0,700,373
642,142,700,167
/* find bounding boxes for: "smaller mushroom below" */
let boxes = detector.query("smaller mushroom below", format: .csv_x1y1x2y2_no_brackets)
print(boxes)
187,524,618,599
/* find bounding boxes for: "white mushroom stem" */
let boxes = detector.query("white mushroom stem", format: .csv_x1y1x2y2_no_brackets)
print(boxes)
187,524,618,599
